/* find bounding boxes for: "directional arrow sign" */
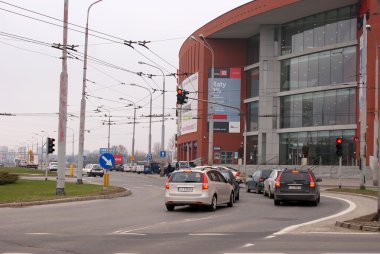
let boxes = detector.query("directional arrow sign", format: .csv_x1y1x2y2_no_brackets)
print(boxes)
99,153,115,169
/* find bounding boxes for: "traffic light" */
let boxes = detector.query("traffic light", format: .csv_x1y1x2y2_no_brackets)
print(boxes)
336,137,343,157
183,90,189,104
177,88,184,104
47,137,55,154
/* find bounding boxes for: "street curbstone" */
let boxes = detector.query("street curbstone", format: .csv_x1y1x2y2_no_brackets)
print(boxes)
362,225,380,232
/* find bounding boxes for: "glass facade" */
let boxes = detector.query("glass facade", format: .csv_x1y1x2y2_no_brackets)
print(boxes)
247,135,258,165
247,101,259,131
279,130,356,166
247,34,260,65
280,88,356,128
281,46,356,91
246,68,259,98
281,5,357,55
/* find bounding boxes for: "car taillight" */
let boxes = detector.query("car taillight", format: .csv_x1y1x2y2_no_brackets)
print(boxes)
202,173,209,189
259,177,265,182
165,176,172,189
309,173,315,188
275,173,282,188
236,171,240,177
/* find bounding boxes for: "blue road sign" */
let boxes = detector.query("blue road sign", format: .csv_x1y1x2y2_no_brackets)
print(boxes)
99,153,115,169
100,148,114,154
147,153,153,161
160,150,166,158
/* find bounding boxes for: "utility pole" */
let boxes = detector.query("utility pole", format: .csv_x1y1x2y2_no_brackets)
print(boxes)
56,0,69,196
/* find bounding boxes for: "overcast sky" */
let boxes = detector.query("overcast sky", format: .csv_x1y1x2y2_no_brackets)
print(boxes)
0,0,252,156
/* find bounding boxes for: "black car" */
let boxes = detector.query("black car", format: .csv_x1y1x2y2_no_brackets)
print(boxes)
273,168,322,206
110,164,124,172
246,169,273,194
214,167,240,201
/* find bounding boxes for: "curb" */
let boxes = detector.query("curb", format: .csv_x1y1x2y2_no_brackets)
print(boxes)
327,191,380,232
0,188,132,208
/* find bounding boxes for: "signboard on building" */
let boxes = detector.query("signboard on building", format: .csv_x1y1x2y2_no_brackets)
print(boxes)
180,72,198,135
114,155,123,164
208,67,241,133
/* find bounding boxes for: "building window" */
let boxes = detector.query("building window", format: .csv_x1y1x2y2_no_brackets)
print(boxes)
221,151,233,164
281,5,357,55
247,101,259,131
279,130,356,166
246,68,259,98
247,135,258,165
280,88,356,128
247,34,260,65
280,46,356,91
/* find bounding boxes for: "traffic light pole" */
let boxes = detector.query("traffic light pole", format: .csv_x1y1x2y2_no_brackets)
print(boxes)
338,156,342,189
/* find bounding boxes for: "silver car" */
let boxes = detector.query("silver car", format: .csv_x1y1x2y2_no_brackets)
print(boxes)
263,168,284,199
164,167,234,211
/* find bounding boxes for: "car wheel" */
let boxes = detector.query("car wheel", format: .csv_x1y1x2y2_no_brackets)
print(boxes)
209,195,217,211
269,189,274,199
255,184,260,194
227,192,234,207
274,199,281,206
100,175,103,178
166,205,175,211
246,186,250,193
263,188,267,196
87,172,90,177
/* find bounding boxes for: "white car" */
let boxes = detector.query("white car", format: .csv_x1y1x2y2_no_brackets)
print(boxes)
83,164,104,177
164,167,234,211
48,162,58,171
263,168,284,199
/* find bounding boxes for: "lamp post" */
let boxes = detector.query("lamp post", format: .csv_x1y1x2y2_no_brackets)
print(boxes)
138,61,166,171
67,127,75,165
96,106,111,153
119,98,139,161
190,34,215,166
34,133,46,170
122,83,152,155
78,0,104,185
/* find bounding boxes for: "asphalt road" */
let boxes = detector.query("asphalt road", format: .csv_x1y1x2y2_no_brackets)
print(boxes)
0,172,379,254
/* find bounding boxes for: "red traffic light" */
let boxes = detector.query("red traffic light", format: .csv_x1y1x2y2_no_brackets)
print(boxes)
177,89,183,95
336,137,343,144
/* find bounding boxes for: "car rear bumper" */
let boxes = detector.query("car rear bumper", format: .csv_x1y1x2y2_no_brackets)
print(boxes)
274,193,319,202
164,195,213,206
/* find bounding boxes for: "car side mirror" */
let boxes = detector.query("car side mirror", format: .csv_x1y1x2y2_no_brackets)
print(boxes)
316,178,322,182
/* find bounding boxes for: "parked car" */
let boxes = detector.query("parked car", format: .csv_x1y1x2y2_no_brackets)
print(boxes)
135,161,146,174
216,165,245,183
19,160,28,167
273,168,321,206
83,164,104,177
110,164,124,172
263,168,284,199
246,169,273,194
214,166,240,201
174,161,196,170
144,161,160,174
48,161,58,172
164,167,234,211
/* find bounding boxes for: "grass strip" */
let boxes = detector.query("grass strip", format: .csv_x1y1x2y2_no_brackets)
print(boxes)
0,179,121,203
0,167,56,176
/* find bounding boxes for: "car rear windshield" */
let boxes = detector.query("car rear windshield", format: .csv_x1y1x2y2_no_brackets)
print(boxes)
281,171,309,182
170,172,203,183
262,170,272,178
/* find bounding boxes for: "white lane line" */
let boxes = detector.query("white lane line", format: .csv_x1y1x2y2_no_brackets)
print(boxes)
3,253,33,254
25,233,52,235
300,232,379,235
264,235,276,239
224,253,285,254
189,233,231,236
183,216,215,222
323,253,380,254
273,195,356,236
116,232,146,235
241,243,255,248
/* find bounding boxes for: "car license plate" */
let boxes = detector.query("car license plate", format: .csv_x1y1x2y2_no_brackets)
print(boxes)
288,186,301,190
178,187,193,192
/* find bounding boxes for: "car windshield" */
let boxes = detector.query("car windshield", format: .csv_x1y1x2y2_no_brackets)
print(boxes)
85,164,92,169
220,171,231,181
50,162,57,165
170,172,203,183
262,170,272,178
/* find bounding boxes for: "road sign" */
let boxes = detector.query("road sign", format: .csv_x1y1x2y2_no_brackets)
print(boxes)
100,148,114,154
147,153,153,161
114,155,123,164
130,155,135,161
160,150,166,158
99,153,115,169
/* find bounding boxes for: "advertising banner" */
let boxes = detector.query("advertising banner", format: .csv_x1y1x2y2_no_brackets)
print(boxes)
208,67,241,133
180,72,198,135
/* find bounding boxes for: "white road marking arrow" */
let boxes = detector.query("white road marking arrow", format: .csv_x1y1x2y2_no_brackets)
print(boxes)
102,156,113,166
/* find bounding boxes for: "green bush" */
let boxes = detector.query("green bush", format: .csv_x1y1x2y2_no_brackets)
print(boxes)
0,172,19,185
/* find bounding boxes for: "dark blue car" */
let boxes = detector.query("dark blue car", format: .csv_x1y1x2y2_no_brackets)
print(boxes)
144,162,160,174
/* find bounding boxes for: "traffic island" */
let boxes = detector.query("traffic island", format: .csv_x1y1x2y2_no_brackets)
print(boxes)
336,213,380,232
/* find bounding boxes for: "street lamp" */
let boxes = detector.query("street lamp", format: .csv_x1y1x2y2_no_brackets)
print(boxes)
119,98,140,161
138,61,166,169
190,34,215,166
34,132,47,170
96,106,111,153
78,0,105,185
122,83,152,155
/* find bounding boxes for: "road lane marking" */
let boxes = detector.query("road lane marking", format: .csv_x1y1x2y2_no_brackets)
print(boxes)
264,235,276,239
273,195,356,236
241,243,255,248
25,233,52,235
299,232,379,235
189,233,231,236
115,232,146,236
